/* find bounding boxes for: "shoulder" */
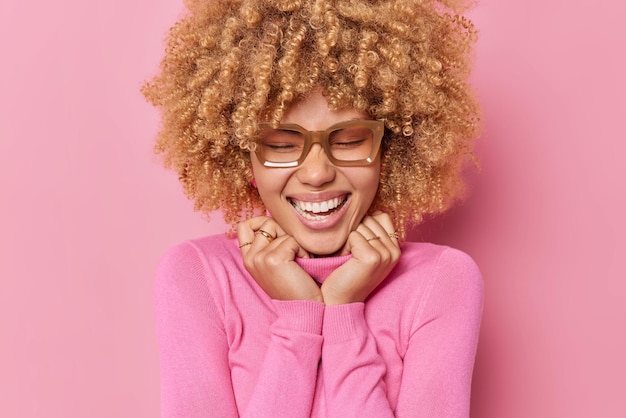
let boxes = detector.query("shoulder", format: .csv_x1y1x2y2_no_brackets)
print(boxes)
391,242,483,308
399,242,482,285
401,242,483,321
154,234,241,289
156,233,238,267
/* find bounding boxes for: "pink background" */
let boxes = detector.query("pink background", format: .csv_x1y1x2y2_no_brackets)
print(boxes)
0,0,623,417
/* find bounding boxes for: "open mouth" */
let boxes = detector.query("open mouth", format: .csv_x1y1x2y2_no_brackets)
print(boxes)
289,195,349,221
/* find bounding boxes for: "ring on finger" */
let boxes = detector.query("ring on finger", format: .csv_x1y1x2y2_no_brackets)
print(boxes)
255,229,275,243
366,235,381,242
388,231,400,240
239,241,253,248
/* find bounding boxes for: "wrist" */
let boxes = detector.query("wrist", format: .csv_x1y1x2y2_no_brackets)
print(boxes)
321,286,365,306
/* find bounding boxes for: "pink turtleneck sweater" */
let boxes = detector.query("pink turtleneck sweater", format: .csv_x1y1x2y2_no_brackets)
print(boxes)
154,234,483,417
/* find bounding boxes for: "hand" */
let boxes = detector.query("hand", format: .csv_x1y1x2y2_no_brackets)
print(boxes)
238,216,324,303
321,212,401,305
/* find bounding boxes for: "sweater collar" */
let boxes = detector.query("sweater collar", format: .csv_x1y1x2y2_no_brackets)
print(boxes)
295,254,352,284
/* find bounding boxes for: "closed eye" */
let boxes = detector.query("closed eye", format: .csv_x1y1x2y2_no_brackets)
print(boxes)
263,143,300,151
331,139,367,148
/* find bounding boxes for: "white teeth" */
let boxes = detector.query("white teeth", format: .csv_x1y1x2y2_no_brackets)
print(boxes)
292,197,345,215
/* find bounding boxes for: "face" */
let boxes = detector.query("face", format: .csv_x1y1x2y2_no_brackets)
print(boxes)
250,89,381,256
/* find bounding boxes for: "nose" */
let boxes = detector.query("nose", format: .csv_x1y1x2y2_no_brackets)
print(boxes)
295,143,336,187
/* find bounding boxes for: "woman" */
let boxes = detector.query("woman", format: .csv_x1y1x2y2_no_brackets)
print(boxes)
143,0,483,416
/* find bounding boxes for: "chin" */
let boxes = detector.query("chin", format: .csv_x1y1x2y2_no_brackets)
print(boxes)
299,236,346,257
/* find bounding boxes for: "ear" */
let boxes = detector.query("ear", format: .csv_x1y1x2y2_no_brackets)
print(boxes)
251,178,257,188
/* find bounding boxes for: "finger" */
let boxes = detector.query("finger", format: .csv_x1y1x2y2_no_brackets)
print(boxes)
352,223,386,251
237,216,288,256
362,215,401,263
370,211,394,231
238,215,270,240
271,235,310,259
355,222,382,243
238,216,282,246
250,218,284,248
359,217,395,262
364,213,399,247
289,237,311,259
254,223,309,258
237,216,270,254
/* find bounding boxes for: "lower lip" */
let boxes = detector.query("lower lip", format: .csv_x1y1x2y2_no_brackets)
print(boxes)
290,196,351,230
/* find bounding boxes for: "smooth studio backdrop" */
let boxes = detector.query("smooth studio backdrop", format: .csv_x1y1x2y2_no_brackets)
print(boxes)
1,1,623,417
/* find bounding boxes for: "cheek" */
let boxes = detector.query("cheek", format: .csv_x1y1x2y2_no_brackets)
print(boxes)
251,168,292,205
251,157,279,195
351,166,381,204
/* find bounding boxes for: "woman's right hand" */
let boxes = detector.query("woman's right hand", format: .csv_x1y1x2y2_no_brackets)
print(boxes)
238,216,323,303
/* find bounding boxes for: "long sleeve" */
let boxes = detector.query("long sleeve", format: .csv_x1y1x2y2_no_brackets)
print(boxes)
316,246,483,417
320,303,395,417
154,236,483,417
394,247,484,417
154,243,238,417
242,300,324,417
154,242,325,417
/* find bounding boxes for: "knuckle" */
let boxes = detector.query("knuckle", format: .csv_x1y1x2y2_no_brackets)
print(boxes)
361,251,382,266
379,248,391,264
242,255,255,271
251,252,267,267
263,253,283,268
262,218,277,228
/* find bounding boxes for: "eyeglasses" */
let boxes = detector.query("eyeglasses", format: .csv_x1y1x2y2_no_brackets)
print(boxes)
253,119,385,168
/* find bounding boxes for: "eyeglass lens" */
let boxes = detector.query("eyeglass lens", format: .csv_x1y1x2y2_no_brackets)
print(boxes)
257,125,375,164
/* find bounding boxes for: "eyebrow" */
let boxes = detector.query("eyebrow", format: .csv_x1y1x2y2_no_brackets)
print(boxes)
274,118,373,130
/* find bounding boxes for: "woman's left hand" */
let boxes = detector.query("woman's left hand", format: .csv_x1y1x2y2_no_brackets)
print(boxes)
321,212,401,305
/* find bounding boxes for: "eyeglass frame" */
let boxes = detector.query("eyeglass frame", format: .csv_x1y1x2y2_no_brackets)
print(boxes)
253,119,386,168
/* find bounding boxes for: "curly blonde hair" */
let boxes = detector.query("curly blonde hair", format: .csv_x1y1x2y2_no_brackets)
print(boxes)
143,0,480,238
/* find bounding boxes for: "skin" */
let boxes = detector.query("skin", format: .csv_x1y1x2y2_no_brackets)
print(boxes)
238,89,401,305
